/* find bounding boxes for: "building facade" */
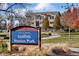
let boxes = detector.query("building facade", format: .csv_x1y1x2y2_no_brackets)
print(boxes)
0,11,60,31
25,12,60,28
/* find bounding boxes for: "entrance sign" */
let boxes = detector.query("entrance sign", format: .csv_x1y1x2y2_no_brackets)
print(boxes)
12,31,38,45
10,26,41,51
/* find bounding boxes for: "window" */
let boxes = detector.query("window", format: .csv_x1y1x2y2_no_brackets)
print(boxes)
50,22,54,24
36,15,41,19
0,19,7,29
48,15,54,19
36,21,39,27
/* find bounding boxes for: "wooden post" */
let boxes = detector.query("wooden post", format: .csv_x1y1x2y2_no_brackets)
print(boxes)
38,27,41,51
10,30,12,52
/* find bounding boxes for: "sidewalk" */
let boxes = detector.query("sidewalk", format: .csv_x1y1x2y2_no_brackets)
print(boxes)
42,33,61,39
70,48,79,52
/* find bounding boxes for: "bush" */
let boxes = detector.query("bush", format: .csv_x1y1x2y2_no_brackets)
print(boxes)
12,47,19,52
0,47,11,54
48,33,52,36
23,43,70,56
2,43,8,48
23,45,49,56
51,43,71,55
19,47,26,52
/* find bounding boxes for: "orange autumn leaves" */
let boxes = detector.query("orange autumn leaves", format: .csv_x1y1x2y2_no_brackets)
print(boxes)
71,19,79,29
62,8,79,29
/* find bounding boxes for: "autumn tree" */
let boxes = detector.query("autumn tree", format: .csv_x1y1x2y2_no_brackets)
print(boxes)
42,16,49,31
61,9,71,29
71,19,79,29
53,15,60,32
61,7,79,30
60,4,79,40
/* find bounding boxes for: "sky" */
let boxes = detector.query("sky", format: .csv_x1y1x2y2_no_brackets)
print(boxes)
21,3,79,13
30,3,66,13
0,3,79,15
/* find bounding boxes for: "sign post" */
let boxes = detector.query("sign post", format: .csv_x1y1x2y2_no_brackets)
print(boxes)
10,26,41,51
38,27,41,51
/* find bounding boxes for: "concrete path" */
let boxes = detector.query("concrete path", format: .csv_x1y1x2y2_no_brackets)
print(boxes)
70,48,79,52
42,33,61,39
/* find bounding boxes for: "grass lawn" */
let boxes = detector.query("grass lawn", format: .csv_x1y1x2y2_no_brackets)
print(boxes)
0,31,79,51
42,32,79,48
